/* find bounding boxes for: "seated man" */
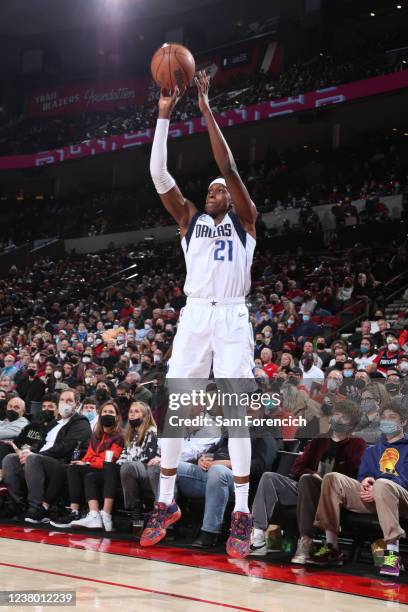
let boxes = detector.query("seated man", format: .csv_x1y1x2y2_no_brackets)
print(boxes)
311,399,408,577
179,417,277,549
0,394,59,481
0,397,28,442
250,400,365,559
2,389,91,523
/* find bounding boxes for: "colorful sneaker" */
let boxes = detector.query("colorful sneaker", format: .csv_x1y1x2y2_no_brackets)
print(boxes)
226,512,253,559
139,501,181,547
380,551,402,577
308,543,343,566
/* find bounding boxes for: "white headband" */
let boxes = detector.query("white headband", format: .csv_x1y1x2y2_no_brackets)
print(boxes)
209,178,227,188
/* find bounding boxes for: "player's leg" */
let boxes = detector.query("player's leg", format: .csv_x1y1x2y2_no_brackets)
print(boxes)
161,303,213,503
141,304,213,547
212,303,255,558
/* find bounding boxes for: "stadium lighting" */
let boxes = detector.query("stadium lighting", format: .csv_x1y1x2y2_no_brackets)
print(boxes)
370,11,375,16
397,4,402,8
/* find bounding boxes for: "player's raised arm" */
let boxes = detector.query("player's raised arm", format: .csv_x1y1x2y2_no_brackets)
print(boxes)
150,88,197,233
195,71,257,235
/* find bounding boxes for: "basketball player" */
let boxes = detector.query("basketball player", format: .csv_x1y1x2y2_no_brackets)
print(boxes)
140,71,257,558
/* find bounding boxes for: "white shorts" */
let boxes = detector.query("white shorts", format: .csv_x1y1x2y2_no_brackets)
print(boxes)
166,297,255,378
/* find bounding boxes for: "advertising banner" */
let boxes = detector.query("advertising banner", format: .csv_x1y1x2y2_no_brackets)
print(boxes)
2,70,407,171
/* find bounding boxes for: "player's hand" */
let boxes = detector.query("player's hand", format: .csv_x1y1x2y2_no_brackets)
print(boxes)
158,86,184,119
195,70,211,113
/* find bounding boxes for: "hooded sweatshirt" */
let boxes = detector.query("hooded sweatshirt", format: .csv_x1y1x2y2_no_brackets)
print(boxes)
357,434,408,489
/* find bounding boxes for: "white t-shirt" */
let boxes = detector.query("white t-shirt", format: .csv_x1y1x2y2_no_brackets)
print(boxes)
40,418,69,452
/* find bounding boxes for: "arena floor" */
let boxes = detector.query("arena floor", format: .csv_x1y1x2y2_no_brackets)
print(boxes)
0,526,407,611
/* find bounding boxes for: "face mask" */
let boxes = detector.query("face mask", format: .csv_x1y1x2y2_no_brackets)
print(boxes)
6,410,19,422
58,402,73,418
27,369,36,377
400,362,408,372
128,322,135,329
343,370,353,378
129,417,142,428
287,319,294,326
327,379,339,392
360,346,369,354
379,420,401,436
317,343,325,350
330,418,351,433
96,389,109,402
303,316,310,322
82,356,91,363
388,343,398,352
302,359,312,372
54,371,62,379
86,412,96,422
153,355,161,363
360,399,378,413
144,324,151,330
385,383,400,395
117,335,125,343
42,410,56,422
264,332,272,338
100,414,116,428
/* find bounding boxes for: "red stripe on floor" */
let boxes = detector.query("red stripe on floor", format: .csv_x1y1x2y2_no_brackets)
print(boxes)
0,525,407,604
0,561,260,612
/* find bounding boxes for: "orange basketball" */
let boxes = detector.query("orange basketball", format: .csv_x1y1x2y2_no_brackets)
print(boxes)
151,43,196,91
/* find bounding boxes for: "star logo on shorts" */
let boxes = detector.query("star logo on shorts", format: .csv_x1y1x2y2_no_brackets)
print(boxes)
210,300,217,306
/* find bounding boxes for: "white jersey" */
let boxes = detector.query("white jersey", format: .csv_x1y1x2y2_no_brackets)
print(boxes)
181,210,256,298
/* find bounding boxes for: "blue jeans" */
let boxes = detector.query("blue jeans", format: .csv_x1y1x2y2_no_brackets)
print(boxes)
176,461,234,534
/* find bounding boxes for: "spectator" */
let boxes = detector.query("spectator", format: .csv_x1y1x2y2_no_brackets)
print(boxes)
250,400,365,559
300,353,324,389
2,389,91,522
293,312,320,344
353,337,378,370
374,332,405,374
311,399,408,577
348,320,372,352
315,337,331,369
0,397,28,441
0,394,58,481
51,400,123,531
1,355,18,380
260,348,278,379
353,382,390,443
117,401,158,515
80,397,99,431
16,361,46,421
372,319,390,349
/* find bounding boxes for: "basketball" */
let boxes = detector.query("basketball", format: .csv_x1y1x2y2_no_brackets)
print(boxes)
151,43,196,91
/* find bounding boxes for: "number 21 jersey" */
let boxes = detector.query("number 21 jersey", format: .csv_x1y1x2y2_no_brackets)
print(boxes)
181,209,256,298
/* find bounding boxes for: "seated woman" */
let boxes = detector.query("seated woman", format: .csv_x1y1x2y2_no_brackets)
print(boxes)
50,400,123,531
117,401,158,515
